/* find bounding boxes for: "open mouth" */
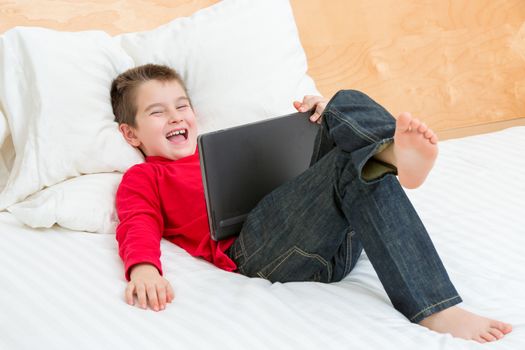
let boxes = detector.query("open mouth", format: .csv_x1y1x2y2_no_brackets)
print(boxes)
166,128,188,144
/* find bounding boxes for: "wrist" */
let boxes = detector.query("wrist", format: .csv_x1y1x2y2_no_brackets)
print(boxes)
130,262,160,279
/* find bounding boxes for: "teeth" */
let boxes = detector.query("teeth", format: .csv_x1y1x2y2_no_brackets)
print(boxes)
167,129,186,137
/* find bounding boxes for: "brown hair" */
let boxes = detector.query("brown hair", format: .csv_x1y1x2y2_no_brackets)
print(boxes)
110,64,190,127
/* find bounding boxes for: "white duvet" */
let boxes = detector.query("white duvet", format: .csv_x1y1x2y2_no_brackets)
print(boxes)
0,126,524,350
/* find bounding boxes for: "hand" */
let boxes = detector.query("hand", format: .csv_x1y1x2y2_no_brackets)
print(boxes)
293,95,329,124
126,263,175,312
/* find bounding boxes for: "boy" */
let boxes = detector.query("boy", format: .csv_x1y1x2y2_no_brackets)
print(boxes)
111,64,512,343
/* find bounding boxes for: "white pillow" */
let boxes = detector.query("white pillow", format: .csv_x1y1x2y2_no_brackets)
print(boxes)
0,109,13,191
0,27,143,210
0,0,319,233
116,0,319,134
0,109,8,147
7,173,121,234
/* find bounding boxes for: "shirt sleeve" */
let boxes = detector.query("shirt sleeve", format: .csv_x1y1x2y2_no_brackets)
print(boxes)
115,164,164,281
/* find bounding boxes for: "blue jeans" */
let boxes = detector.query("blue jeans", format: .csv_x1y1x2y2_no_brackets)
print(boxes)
227,90,462,323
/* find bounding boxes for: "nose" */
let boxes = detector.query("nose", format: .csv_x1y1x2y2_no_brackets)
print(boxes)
168,110,183,123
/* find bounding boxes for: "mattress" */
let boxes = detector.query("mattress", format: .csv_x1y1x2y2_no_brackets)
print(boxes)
0,126,524,350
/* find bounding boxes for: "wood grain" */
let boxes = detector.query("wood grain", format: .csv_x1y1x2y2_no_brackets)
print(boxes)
1,0,524,137
0,0,219,34
290,0,525,133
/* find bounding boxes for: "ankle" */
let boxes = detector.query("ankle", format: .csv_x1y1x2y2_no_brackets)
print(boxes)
373,143,396,167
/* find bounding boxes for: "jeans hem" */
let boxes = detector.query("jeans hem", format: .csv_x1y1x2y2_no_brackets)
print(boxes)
358,138,397,184
409,295,463,323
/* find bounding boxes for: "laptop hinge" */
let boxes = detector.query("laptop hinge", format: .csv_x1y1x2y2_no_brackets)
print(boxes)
219,214,248,228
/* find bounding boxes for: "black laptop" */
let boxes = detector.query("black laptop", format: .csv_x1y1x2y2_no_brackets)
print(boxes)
197,111,320,240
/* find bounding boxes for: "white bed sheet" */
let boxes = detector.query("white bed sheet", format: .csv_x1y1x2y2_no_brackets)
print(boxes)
0,127,524,350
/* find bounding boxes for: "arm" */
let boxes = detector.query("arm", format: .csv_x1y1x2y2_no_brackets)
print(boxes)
116,166,174,311
293,95,329,124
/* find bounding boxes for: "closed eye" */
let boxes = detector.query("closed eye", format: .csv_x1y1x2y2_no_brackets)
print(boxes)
176,105,189,110
150,111,163,115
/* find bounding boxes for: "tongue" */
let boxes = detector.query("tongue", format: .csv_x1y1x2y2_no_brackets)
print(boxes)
167,135,186,144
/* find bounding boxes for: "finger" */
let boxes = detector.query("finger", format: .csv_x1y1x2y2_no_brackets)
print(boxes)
125,282,136,305
136,283,147,309
313,103,327,123
301,95,315,104
299,95,322,112
293,101,302,111
146,284,160,311
157,284,167,310
309,112,320,122
307,96,325,108
167,283,175,303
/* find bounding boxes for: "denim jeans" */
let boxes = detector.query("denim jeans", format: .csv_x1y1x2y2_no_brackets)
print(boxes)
227,90,462,323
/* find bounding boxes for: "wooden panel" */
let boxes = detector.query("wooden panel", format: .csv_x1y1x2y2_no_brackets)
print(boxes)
438,117,525,140
1,0,524,137
290,0,525,132
0,0,219,34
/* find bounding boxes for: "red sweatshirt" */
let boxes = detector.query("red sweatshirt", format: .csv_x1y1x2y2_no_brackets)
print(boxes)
115,149,237,281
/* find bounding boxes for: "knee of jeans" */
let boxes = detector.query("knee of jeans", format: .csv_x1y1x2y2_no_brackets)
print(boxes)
331,89,374,106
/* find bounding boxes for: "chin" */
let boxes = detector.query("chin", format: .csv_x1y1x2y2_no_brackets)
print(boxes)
173,147,196,160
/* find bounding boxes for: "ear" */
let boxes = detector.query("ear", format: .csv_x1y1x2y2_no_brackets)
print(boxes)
119,123,142,147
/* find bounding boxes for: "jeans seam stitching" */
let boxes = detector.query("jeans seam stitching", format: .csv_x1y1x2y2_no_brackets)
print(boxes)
329,109,379,144
294,247,332,280
239,233,265,263
259,247,297,279
409,295,462,322
260,246,331,281
238,235,248,259
344,232,353,277
235,247,243,260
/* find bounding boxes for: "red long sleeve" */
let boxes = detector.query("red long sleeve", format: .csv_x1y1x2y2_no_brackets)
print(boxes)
116,149,236,281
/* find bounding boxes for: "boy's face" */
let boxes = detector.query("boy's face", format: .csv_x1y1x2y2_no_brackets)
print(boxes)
120,79,198,160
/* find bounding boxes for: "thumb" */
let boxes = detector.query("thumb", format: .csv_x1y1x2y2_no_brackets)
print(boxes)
293,101,302,111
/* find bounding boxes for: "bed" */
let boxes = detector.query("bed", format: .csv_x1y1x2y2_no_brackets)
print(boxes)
1,126,524,349
0,1,524,349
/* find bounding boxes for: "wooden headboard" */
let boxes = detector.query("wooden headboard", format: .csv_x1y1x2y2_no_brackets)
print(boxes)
1,0,524,139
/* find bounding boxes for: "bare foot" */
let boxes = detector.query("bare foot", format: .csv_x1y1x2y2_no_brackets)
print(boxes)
419,306,512,343
393,112,438,189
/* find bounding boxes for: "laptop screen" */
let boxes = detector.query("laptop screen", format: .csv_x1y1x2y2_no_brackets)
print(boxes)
198,111,319,240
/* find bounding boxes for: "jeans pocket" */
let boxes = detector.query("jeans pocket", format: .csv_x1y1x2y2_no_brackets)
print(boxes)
256,246,332,283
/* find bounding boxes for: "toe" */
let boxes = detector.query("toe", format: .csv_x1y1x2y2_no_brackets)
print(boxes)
397,112,412,131
474,336,487,344
424,129,434,139
418,122,428,133
480,332,496,342
492,320,513,334
430,134,438,144
489,328,504,340
410,118,421,131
